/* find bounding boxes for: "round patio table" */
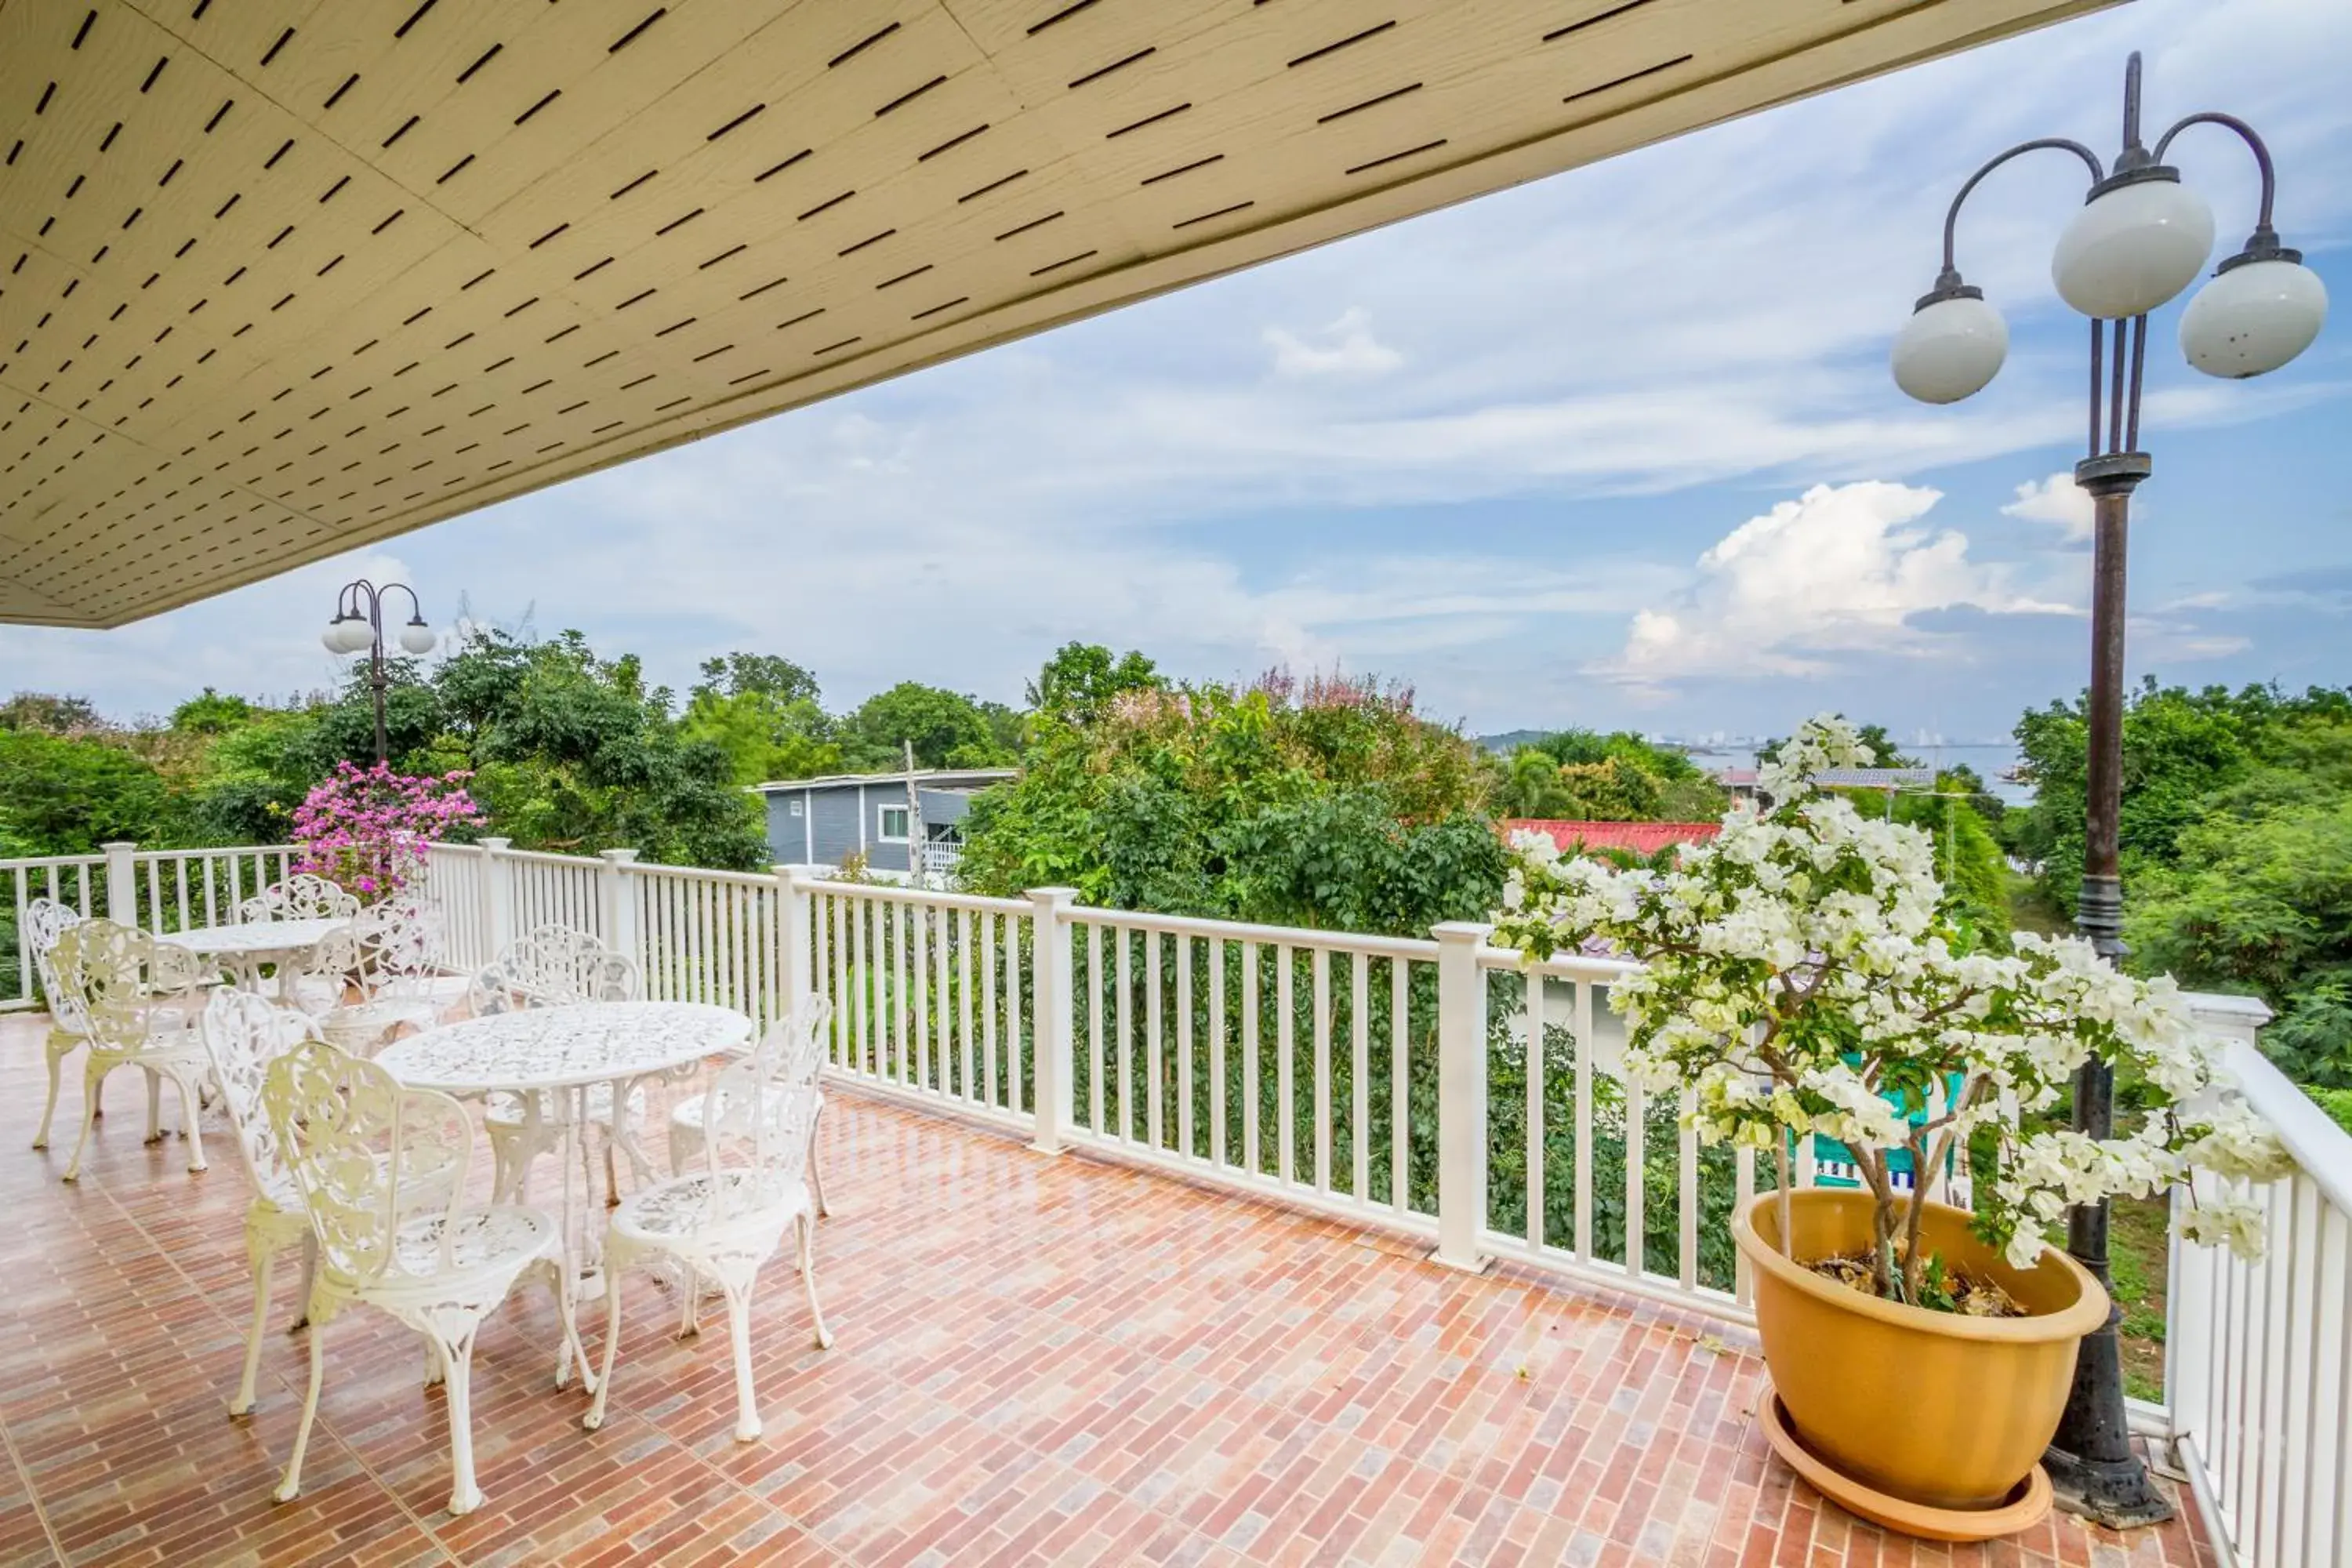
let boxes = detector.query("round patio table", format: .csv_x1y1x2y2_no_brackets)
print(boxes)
163,917,349,992
378,1001,753,1385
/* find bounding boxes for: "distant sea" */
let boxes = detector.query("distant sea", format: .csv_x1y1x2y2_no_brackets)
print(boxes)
1681,742,2034,806
1478,735,2036,807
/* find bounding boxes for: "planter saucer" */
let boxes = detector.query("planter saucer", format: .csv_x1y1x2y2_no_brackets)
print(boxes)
1759,1385,2053,1542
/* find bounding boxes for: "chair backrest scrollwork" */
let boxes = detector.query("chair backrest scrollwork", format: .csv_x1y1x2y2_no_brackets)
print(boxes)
466,925,637,1015
238,874,361,924
200,990,321,1206
303,894,445,1011
25,898,89,1033
776,994,833,1097
696,1052,821,1230
263,1038,470,1287
49,920,210,1051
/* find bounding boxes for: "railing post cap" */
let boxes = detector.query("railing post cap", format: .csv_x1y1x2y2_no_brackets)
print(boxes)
1432,920,1493,944
100,840,137,851
480,836,513,851
2185,990,2273,1026
1026,885,1080,904
599,848,640,865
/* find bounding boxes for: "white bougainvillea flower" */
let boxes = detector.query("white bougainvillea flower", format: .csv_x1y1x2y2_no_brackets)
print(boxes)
1488,713,2292,1298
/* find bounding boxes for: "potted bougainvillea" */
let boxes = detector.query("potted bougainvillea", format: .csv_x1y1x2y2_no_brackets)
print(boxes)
291,761,484,901
1489,717,2289,1540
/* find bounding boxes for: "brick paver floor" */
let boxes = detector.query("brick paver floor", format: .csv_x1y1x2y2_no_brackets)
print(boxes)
0,1013,2215,1566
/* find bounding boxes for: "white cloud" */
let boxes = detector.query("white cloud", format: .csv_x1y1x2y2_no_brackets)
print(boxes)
1263,307,1403,379
2002,473,2096,540
1596,481,2072,685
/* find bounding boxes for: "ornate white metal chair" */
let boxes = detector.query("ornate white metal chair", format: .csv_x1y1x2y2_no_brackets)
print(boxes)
238,874,361,924
583,1036,832,1443
51,920,216,1181
200,991,470,1418
667,996,834,1218
263,1037,580,1517
25,898,161,1150
466,927,645,1203
291,894,449,1054
195,991,328,1417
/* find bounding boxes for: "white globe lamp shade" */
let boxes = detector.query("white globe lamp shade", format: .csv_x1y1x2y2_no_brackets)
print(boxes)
321,622,349,653
1892,293,2009,405
2052,176,2214,319
2180,257,2328,379
333,617,375,654
397,620,437,655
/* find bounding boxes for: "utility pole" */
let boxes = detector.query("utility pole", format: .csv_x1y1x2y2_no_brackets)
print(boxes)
902,739,926,887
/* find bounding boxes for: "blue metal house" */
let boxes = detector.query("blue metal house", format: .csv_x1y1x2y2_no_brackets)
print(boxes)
751,768,1016,877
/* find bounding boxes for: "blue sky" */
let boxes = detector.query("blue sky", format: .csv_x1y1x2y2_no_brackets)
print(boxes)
5,0,2347,746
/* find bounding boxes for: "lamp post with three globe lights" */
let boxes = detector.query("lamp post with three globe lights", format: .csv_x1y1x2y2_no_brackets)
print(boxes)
1889,53,2326,1527
321,579,437,766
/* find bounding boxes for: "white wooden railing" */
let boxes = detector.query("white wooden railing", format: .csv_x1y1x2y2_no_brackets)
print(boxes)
4,841,299,1009
2165,995,2352,1568
8,837,2347,1563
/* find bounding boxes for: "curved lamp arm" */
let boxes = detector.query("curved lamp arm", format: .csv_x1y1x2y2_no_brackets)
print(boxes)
338,579,388,630
1931,137,2107,294
379,582,425,624
2152,111,2292,263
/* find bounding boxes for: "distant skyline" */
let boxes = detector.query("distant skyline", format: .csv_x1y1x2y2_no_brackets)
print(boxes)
4,0,2347,744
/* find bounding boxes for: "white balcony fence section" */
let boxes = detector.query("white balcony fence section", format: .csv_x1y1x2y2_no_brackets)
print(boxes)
4,841,299,1010
6,839,2348,1564
2165,995,2352,1568
804,879,1039,1137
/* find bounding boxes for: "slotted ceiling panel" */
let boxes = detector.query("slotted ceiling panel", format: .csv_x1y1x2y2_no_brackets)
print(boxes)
1,0,2113,627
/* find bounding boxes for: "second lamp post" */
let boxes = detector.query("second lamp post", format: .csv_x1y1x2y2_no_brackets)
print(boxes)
321,579,437,765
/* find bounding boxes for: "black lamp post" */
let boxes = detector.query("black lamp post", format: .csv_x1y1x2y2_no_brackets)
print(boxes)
1890,53,2325,1527
321,579,435,765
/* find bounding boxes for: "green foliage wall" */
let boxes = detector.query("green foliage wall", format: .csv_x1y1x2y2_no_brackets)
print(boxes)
1489,729,1727,822
957,666,1503,938
2012,681,2352,1090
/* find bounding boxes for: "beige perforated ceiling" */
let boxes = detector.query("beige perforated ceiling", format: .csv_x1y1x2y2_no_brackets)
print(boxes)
2,0,2110,627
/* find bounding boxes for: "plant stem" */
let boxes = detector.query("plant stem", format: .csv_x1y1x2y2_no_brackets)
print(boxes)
1903,1125,1932,1301
1775,1142,1793,1258
1857,1148,1897,1298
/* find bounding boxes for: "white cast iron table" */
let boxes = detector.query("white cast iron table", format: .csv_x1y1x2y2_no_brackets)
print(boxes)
164,917,349,992
378,1001,753,1381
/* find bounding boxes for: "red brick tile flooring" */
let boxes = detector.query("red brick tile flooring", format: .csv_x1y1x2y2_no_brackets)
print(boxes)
0,1014,2217,1566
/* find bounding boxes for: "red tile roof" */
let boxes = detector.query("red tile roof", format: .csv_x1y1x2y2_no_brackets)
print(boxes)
1504,818,1724,856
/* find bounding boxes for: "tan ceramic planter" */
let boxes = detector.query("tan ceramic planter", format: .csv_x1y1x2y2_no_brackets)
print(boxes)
1733,1189,2110,1519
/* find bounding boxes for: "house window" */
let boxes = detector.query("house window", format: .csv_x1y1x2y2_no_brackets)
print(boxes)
877,804,910,842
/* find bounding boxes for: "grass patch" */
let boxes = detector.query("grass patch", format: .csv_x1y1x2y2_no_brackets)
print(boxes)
2107,1194,2171,1403
2005,871,2069,938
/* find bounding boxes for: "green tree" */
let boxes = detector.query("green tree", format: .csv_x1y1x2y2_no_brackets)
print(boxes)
434,628,768,868
837,682,1017,771
2010,681,2345,915
2007,681,2352,1087
2125,713,2352,1084
0,692,106,735
169,688,256,735
960,666,1497,936
678,651,839,784
691,652,822,708
1490,729,1726,822
1025,641,1162,725
0,728,178,853
679,688,840,784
